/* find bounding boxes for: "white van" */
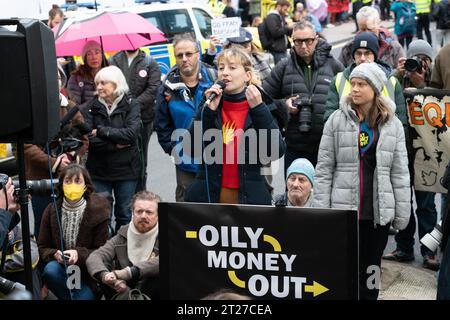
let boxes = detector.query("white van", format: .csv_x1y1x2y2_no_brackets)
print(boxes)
126,2,214,74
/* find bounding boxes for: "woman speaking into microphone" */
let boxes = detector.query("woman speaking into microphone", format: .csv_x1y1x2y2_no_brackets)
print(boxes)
185,47,285,205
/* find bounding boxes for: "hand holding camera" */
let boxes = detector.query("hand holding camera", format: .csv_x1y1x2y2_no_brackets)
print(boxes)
286,95,300,115
0,176,18,214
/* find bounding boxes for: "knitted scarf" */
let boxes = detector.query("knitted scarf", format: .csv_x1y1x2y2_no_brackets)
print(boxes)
61,197,87,250
127,222,158,265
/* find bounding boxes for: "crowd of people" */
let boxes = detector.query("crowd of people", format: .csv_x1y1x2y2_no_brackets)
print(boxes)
1,0,450,301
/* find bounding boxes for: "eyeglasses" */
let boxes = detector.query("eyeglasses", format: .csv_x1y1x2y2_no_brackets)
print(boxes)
175,51,199,59
293,37,316,46
354,50,374,58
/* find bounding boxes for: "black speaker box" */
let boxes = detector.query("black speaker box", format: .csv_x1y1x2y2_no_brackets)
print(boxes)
0,19,59,144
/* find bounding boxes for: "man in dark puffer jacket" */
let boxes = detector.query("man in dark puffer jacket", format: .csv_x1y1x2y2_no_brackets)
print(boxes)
263,20,343,172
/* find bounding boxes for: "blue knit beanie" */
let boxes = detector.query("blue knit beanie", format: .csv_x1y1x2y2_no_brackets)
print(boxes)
286,158,315,186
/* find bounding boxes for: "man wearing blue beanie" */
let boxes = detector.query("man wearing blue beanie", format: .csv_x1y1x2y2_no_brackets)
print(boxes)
274,158,314,207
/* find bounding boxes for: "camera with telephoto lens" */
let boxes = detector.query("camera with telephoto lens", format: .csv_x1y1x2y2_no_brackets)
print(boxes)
0,173,58,197
420,220,443,252
405,56,423,73
0,276,32,300
293,96,313,133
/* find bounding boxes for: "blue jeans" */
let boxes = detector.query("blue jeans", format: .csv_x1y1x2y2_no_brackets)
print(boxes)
395,190,437,256
93,179,137,232
438,237,450,299
42,261,95,300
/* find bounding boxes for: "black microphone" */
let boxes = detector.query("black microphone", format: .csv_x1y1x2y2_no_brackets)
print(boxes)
203,80,226,108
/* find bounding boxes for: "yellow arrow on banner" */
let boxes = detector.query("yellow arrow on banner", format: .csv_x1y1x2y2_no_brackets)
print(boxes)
304,281,329,297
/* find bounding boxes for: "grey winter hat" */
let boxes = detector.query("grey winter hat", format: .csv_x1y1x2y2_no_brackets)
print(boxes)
407,39,434,60
349,62,387,96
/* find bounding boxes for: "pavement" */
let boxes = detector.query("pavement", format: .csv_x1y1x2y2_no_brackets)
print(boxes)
321,18,395,46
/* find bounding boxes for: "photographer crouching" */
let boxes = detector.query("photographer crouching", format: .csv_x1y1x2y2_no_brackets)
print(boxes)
0,178,18,245
0,178,33,300
23,62,88,238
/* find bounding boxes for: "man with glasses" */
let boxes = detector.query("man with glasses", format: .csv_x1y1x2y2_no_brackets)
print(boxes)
263,20,343,172
155,34,216,202
324,32,407,126
339,6,405,70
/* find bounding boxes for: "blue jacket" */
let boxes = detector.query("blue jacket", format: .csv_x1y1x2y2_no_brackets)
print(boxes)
155,63,216,173
184,91,286,205
390,1,416,36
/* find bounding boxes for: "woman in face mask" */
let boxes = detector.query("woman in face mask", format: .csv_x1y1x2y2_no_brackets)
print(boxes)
37,164,111,300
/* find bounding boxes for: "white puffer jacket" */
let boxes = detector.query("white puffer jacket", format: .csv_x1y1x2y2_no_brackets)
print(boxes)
312,96,410,230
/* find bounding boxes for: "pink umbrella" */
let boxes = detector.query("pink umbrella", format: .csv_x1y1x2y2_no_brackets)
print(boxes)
53,10,166,56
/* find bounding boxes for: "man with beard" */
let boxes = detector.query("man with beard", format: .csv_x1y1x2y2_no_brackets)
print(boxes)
274,158,315,207
155,33,216,202
86,191,161,299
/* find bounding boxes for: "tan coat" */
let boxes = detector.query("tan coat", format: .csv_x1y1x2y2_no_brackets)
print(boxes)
86,224,159,281
431,44,450,89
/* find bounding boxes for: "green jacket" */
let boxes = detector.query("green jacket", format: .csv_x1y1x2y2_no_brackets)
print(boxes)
324,63,407,124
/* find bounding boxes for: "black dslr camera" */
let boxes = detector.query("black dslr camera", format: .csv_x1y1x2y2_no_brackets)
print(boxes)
0,173,57,197
405,56,423,73
293,96,313,133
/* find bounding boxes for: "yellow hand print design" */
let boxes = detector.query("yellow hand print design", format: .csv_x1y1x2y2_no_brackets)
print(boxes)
222,121,236,145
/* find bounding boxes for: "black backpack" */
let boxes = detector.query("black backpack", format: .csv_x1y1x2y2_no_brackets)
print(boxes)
258,18,272,51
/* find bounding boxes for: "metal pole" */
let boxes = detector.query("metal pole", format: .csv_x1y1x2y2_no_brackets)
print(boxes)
16,142,33,294
94,0,98,11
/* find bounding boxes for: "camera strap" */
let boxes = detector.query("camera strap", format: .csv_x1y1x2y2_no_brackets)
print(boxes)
60,105,80,129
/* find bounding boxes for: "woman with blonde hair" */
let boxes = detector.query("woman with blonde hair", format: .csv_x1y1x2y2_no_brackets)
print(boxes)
185,47,285,205
313,62,411,300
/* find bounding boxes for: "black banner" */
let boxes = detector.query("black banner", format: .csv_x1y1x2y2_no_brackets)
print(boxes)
159,203,358,300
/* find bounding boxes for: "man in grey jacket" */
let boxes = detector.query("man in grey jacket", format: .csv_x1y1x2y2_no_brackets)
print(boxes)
86,191,160,299
110,49,162,192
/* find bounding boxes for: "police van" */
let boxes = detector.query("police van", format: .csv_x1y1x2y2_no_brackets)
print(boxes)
126,2,214,75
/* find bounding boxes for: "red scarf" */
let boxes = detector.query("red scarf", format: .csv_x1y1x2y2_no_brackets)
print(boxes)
221,99,249,188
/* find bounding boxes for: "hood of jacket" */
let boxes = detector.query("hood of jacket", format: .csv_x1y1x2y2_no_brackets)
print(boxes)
378,27,396,44
163,62,214,93
339,94,397,123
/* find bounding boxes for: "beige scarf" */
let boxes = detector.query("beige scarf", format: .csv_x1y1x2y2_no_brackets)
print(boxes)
127,222,158,265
